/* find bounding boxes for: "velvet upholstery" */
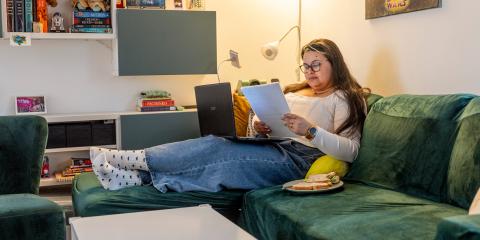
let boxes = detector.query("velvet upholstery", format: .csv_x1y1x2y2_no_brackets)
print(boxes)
435,214,480,240
242,183,466,240
447,97,480,209
0,116,66,240
241,94,480,240
0,116,48,194
0,194,65,240
73,172,245,221
346,94,474,203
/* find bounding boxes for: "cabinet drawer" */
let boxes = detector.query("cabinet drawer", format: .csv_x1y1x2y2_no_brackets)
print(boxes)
66,123,92,147
47,124,66,148
92,120,116,146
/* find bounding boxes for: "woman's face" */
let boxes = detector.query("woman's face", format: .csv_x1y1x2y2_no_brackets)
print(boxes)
302,51,333,92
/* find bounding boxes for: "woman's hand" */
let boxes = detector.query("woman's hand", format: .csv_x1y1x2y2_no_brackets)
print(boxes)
253,121,272,135
282,113,312,136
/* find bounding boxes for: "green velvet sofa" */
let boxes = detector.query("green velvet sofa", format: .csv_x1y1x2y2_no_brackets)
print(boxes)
72,94,480,240
0,116,66,240
242,94,480,240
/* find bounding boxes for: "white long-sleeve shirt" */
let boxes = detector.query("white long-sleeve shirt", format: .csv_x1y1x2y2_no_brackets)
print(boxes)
251,90,362,163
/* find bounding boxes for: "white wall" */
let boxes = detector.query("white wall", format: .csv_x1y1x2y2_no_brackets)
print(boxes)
1,0,479,115
303,0,480,96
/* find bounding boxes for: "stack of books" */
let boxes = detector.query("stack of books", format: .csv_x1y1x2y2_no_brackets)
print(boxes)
6,0,49,32
55,157,93,182
71,10,112,33
136,97,176,112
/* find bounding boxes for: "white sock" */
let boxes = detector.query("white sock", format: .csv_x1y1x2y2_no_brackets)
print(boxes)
92,152,143,191
90,147,149,171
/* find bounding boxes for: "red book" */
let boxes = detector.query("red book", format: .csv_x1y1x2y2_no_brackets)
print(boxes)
139,99,175,107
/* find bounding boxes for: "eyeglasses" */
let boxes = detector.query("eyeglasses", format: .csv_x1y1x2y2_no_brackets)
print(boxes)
299,60,326,73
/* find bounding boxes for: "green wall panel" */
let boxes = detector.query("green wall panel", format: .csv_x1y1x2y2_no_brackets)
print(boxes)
117,10,217,76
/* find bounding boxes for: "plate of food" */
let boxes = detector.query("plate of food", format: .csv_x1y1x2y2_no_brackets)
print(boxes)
282,172,344,193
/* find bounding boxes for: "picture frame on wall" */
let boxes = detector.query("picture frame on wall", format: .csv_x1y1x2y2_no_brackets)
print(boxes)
15,96,47,115
365,0,441,19
174,0,183,9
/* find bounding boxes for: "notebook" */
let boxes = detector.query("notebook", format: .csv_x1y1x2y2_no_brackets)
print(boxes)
194,82,287,142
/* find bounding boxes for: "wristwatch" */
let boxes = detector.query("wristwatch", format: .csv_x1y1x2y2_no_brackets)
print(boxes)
305,126,317,140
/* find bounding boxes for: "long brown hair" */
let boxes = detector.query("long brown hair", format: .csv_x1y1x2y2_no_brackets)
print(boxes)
284,38,370,137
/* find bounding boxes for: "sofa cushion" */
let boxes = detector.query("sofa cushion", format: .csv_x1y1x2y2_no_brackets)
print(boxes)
241,183,466,240
347,94,474,202
0,194,65,240
73,172,245,220
447,97,480,209
435,214,480,240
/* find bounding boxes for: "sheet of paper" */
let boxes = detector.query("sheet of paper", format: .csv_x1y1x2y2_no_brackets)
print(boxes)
241,83,296,138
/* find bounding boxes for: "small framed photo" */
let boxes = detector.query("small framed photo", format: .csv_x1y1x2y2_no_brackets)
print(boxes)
174,0,183,9
15,96,47,115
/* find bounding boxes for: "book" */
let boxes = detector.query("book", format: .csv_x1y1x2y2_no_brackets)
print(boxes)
137,106,177,112
6,0,14,32
138,98,175,107
24,0,33,32
14,0,25,32
73,17,111,25
72,24,111,28
71,27,113,33
71,158,92,167
74,11,111,18
126,0,165,8
36,0,48,32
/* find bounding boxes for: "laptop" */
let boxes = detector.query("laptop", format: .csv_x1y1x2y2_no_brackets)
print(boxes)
194,82,286,141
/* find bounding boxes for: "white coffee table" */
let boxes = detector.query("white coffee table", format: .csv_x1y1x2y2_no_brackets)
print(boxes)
70,205,256,240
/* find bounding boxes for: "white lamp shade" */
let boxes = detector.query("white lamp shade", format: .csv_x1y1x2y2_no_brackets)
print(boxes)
261,41,280,60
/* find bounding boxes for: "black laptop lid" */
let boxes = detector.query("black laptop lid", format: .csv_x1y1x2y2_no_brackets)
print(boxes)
194,82,236,137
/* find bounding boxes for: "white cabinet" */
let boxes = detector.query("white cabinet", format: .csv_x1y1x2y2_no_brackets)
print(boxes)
40,109,200,187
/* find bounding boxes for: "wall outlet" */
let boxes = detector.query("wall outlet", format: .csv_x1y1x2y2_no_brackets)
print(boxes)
229,50,241,68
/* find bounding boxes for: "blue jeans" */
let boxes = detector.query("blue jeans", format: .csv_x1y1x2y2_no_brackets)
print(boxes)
144,135,324,193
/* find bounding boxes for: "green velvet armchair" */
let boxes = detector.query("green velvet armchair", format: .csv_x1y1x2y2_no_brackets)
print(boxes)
0,116,65,240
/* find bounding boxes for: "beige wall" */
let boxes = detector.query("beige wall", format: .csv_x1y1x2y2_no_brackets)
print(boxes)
302,0,480,96
0,0,478,115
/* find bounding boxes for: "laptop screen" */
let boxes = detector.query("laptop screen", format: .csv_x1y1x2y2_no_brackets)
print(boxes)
194,83,237,137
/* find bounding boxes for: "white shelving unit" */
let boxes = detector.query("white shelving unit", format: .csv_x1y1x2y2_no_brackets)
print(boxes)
0,0,116,40
2,32,114,40
40,109,198,187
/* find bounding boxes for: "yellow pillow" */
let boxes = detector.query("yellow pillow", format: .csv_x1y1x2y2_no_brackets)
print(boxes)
233,93,251,137
305,155,349,178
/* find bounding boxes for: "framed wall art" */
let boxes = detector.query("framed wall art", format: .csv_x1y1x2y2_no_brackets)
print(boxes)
15,96,47,115
366,0,441,19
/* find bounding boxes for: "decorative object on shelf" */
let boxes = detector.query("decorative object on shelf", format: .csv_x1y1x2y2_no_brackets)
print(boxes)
9,34,32,46
186,0,204,10
41,156,50,178
116,0,124,8
366,0,441,19
15,96,47,114
73,0,110,11
49,12,66,32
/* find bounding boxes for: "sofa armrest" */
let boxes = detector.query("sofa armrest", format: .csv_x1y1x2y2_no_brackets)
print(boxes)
435,214,480,240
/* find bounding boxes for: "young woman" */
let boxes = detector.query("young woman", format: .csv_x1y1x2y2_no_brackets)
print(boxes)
91,38,369,192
